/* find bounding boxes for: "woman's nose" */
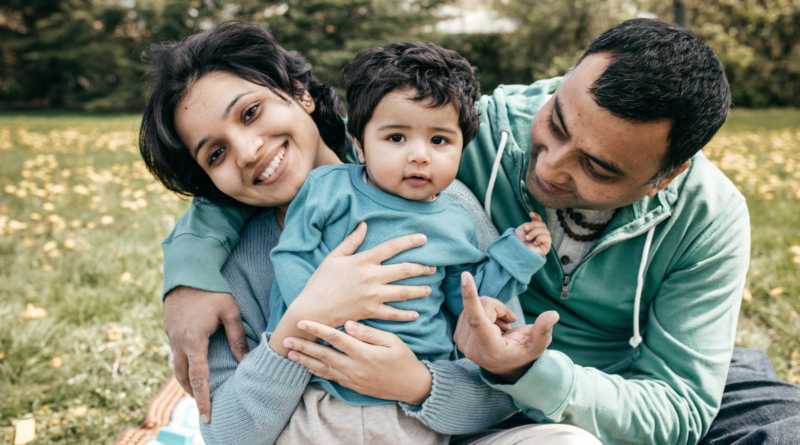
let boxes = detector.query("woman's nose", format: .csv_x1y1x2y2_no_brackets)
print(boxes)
234,135,264,168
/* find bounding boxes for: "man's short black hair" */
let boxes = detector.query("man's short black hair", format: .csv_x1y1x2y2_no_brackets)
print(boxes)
343,42,481,149
576,18,731,182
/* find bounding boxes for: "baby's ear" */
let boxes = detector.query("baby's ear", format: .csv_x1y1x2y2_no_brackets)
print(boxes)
351,136,366,164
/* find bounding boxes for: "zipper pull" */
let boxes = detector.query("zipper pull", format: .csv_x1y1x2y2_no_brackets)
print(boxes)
560,275,570,300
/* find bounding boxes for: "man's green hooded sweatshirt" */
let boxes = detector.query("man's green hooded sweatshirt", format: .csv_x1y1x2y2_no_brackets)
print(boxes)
161,78,750,445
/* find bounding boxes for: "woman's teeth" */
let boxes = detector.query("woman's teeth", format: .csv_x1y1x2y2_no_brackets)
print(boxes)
258,146,286,181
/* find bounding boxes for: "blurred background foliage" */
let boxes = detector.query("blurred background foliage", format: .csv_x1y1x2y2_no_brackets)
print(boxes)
1,0,799,111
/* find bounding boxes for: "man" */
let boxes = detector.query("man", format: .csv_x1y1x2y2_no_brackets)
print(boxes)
161,19,800,444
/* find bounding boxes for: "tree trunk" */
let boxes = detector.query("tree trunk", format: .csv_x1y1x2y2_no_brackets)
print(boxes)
674,0,688,28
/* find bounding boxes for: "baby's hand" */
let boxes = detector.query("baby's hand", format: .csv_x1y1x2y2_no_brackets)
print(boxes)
515,212,552,257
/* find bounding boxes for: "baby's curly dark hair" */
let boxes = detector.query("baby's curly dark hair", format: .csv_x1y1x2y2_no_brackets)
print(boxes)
343,42,481,149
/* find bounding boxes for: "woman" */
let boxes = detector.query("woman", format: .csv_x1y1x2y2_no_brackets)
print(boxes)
139,22,521,444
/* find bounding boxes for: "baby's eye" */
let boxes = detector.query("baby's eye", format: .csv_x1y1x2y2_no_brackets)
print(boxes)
209,147,226,165
389,134,405,143
431,136,446,145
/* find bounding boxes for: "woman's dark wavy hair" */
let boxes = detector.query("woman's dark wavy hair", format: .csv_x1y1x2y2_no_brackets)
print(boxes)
139,21,347,205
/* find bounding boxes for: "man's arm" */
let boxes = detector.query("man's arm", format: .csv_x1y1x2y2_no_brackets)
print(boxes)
459,201,750,445
161,197,255,299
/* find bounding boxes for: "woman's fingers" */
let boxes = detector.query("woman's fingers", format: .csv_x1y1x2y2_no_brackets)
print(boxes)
343,320,398,347
380,262,437,283
371,304,420,322
286,346,349,383
296,320,367,357
380,282,432,303
365,234,427,263
329,222,367,258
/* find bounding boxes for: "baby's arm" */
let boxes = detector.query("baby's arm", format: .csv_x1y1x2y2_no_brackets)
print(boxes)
514,212,552,257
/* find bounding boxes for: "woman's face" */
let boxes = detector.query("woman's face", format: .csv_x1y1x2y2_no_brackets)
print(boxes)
175,71,338,207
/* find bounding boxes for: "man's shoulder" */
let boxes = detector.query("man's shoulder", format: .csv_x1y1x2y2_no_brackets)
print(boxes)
674,151,746,215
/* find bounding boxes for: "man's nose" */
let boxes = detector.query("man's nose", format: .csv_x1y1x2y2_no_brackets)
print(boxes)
536,142,571,184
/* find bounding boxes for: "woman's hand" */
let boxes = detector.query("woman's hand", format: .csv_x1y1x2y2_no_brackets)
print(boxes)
269,222,436,356
163,286,249,423
283,320,433,406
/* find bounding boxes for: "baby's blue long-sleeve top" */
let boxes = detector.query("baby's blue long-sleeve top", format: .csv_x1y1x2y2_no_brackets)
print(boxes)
266,164,545,406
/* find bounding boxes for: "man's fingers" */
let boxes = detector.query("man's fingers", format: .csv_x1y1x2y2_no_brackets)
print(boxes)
460,272,493,336
186,339,212,423
173,348,192,397
367,234,427,263
221,309,250,363
528,311,560,358
381,263,437,285
330,222,367,257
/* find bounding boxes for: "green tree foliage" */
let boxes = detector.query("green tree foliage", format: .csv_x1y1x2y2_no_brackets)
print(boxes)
0,0,446,111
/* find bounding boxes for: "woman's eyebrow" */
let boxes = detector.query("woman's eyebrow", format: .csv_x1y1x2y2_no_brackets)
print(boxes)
224,91,255,117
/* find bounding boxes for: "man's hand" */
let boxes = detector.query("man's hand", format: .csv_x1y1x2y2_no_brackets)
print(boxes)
454,272,559,383
163,287,249,423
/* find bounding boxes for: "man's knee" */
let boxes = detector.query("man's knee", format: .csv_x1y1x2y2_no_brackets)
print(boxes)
728,347,778,385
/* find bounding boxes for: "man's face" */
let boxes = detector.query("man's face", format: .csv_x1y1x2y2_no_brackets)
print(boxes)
526,53,676,210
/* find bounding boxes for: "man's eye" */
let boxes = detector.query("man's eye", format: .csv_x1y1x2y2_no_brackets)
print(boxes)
244,104,259,122
431,136,446,145
209,147,226,165
583,159,611,182
549,112,566,141
389,134,405,143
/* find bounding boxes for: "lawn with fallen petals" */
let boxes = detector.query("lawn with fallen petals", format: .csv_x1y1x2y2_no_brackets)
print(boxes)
1,110,799,443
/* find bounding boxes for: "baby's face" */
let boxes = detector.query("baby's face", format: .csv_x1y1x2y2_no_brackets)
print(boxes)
354,89,463,202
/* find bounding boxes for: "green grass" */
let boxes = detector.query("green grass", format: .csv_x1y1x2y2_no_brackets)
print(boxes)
1,110,799,443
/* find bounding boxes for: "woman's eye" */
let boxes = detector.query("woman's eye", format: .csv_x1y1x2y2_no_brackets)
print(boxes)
431,136,446,145
209,147,226,165
244,104,259,123
389,134,405,143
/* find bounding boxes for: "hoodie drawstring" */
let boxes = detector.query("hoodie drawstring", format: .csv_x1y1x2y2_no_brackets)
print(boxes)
630,225,655,348
484,130,509,219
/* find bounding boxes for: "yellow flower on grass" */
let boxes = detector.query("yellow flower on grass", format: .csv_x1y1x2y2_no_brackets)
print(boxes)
769,287,785,298
64,239,76,249
100,215,114,225
70,219,81,228
86,222,96,229
8,220,28,233
21,303,46,320
107,326,123,341
41,265,52,272
0,352,5,360
42,202,55,212
42,241,57,252
72,184,90,195
51,357,63,368
30,213,42,221
119,271,132,284
793,256,800,265
3,184,15,194
790,245,800,255
71,405,87,417
742,288,753,301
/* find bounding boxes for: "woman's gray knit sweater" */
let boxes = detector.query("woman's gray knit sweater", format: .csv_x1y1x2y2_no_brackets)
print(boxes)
199,180,523,444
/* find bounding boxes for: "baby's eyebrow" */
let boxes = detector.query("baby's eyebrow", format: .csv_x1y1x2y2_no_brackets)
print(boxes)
376,124,458,135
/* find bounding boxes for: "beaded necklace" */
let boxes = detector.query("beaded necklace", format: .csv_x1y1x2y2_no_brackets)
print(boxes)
555,208,618,242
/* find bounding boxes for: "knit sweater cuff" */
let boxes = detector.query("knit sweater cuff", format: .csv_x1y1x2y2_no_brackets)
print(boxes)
487,228,547,284
480,349,575,418
242,332,312,388
161,234,233,300
398,360,454,420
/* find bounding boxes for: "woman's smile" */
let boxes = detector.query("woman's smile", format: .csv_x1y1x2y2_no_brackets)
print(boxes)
255,141,289,185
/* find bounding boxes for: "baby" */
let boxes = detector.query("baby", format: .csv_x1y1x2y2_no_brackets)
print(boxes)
266,42,552,406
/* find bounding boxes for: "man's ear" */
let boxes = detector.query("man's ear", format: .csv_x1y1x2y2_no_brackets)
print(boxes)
351,135,366,164
646,160,692,197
